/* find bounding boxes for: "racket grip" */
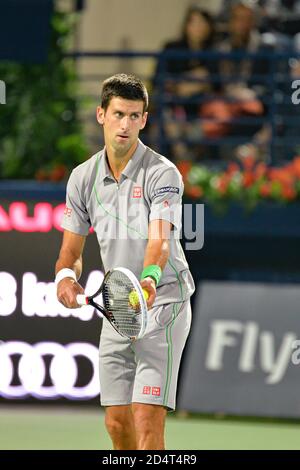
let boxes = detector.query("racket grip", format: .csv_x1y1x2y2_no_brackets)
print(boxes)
76,294,88,306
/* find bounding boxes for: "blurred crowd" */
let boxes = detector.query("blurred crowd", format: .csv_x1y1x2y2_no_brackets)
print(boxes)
148,0,300,167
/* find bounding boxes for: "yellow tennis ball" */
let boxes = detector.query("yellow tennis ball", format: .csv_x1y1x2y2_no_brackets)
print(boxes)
129,290,140,307
129,289,149,307
142,288,149,301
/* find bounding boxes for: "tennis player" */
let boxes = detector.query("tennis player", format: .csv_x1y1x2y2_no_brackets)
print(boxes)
55,74,195,450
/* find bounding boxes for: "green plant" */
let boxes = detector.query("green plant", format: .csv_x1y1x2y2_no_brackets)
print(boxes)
0,10,88,180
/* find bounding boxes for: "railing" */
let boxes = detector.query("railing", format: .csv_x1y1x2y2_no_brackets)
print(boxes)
67,49,300,166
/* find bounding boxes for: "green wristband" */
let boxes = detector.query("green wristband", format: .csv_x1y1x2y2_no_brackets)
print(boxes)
141,265,162,286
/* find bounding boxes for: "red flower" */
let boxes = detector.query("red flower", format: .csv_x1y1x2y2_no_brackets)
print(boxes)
281,185,297,201
254,162,267,179
227,162,240,176
215,175,230,194
242,172,255,188
186,185,203,198
259,183,272,198
49,164,68,182
291,156,300,179
268,168,294,186
177,160,192,182
242,155,256,172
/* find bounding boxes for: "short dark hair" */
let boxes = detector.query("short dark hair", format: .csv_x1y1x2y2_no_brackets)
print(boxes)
101,74,149,112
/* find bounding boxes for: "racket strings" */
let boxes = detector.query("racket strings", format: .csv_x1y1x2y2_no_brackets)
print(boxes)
103,271,143,337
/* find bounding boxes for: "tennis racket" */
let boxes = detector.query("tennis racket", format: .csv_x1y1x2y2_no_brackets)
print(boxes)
76,267,149,341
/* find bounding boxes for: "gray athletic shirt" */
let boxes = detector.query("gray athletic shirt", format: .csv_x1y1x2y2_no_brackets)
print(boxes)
61,139,195,306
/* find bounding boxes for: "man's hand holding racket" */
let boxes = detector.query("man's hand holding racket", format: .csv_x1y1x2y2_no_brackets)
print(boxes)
56,265,161,341
56,276,85,309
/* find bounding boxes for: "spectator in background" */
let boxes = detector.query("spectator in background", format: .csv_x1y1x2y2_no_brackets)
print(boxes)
256,0,300,162
274,57,300,161
259,0,300,26
201,1,270,161
218,1,263,84
152,6,216,162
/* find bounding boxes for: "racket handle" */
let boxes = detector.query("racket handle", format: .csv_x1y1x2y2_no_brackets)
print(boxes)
76,294,88,306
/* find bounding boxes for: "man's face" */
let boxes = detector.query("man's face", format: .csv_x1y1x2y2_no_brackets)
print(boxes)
229,5,255,38
186,12,211,45
97,97,147,155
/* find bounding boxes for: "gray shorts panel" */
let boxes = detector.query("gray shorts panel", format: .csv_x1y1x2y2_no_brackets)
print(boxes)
99,300,192,411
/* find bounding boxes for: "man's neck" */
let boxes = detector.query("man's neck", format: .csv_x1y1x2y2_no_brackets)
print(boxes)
106,141,138,181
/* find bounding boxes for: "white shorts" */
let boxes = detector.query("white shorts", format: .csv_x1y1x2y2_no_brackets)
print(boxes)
99,300,192,411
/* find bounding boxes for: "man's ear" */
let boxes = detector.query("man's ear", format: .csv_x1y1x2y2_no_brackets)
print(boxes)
96,106,105,125
140,111,148,130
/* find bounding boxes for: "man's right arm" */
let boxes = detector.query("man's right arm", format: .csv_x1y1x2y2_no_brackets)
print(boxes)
55,229,87,309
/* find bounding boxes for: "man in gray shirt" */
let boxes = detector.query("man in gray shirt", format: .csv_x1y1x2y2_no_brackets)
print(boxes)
55,74,195,450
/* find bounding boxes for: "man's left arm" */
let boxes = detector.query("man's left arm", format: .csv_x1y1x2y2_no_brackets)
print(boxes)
141,166,184,309
140,219,172,309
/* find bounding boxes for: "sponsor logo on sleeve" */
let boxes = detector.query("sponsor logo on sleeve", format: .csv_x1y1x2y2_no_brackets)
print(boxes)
152,186,179,199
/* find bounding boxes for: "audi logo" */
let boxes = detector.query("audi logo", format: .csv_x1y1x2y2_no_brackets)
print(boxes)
0,341,100,399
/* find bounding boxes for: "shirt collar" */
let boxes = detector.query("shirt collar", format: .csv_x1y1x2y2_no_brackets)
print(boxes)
98,148,113,182
98,139,146,182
